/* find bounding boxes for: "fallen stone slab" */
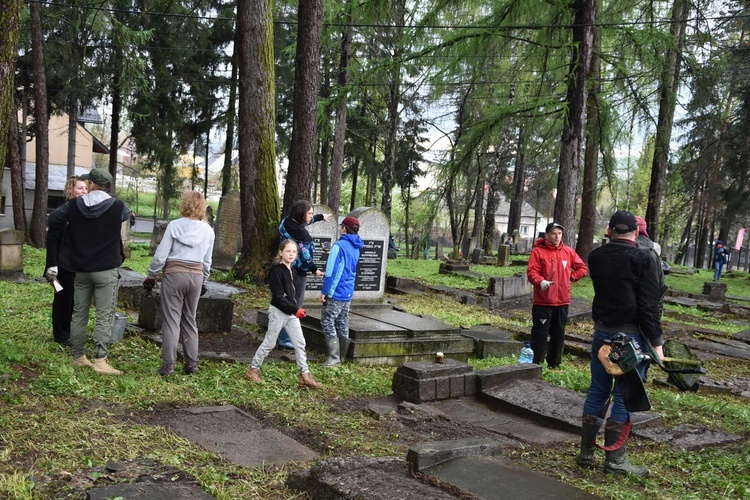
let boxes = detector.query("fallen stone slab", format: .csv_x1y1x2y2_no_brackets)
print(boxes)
682,338,750,360
634,423,743,451
407,437,507,471
88,482,214,500
287,456,457,499
480,377,661,433
460,325,519,359
427,398,576,445
423,455,597,499
165,406,317,467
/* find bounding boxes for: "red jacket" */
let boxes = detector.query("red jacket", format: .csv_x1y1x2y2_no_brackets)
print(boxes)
527,238,587,306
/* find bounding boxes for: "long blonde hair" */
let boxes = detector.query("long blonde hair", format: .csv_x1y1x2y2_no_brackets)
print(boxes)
180,191,207,220
273,239,298,265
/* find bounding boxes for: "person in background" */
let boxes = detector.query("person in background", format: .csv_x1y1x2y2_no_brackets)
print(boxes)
277,200,330,348
46,175,88,344
46,168,130,375
576,210,664,477
319,217,364,366
526,222,587,368
713,240,729,281
635,216,667,316
144,191,215,376
244,239,323,389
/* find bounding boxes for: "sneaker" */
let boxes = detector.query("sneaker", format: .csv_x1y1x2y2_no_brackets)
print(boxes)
72,355,95,368
158,364,175,376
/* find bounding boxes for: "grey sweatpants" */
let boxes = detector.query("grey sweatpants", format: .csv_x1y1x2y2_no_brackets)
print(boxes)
250,305,310,374
160,272,202,367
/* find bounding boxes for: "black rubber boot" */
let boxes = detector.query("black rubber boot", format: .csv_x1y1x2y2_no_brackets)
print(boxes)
338,337,351,362
575,413,602,468
603,420,648,477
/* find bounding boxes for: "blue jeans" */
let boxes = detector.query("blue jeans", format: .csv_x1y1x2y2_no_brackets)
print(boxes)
714,261,723,280
583,330,648,423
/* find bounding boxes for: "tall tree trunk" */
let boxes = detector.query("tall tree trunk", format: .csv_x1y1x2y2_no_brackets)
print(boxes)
483,175,500,254
67,103,77,178
381,73,400,220
222,45,238,196
576,23,601,262
109,45,122,196
234,0,280,282
469,151,486,252
29,1,49,248
9,97,26,237
349,156,360,212
507,126,526,235
319,136,330,204
553,0,596,247
644,0,689,241
327,15,353,217
0,0,23,190
282,0,323,215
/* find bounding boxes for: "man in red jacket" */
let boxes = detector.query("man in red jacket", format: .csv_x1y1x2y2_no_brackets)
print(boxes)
526,222,588,368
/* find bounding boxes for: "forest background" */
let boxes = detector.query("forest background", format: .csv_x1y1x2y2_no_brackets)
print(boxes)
1,0,750,280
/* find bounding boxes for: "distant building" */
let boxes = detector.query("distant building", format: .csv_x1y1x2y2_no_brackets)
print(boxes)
494,194,550,242
1,110,108,230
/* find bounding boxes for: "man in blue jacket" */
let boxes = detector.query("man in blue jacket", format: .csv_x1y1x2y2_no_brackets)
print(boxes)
319,216,364,366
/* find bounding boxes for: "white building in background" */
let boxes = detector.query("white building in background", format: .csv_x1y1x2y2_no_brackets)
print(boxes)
493,193,550,242
1,110,108,230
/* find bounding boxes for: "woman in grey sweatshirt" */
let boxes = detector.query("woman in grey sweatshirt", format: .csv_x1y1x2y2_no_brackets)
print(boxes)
144,191,215,376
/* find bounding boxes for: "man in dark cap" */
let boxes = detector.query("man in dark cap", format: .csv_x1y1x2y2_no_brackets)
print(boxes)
526,221,587,368
46,168,131,376
575,210,664,477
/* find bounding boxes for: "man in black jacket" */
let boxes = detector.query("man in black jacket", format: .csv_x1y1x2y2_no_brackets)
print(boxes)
46,168,130,375
575,210,664,477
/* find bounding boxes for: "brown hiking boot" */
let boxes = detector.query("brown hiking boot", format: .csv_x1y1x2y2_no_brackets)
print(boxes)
298,372,322,389
244,367,263,383
92,357,123,376
72,355,95,369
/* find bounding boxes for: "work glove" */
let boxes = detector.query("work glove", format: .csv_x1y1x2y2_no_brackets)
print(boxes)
45,266,58,283
540,280,554,291
295,309,307,319
201,284,208,296
143,277,156,294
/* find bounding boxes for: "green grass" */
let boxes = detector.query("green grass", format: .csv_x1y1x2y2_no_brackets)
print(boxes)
1,247,749,498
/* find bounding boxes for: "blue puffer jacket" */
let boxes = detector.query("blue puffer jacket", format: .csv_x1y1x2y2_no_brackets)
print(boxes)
321,233,364,301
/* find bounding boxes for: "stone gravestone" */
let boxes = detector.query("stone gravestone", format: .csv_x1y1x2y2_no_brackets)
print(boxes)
435,241,444,260
302,204,337,303
348,207,389,301
0,229,24,274
211,190,242,270
149,220,168,256
496,244,510,266
471,248,483,265
120,220,131,259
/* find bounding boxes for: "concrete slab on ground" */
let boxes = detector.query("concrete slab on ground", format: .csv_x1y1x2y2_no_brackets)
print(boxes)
480,379,662,433
287,456,458,499
682,338,750,360
429,397,578,444
634,423,743,451
166,406,317,467
88,483,214,500
354,308,460,335
424,455,597,499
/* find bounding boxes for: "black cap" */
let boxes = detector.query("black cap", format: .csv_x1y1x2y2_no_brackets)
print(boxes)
609,210,638,234
545,222,564,233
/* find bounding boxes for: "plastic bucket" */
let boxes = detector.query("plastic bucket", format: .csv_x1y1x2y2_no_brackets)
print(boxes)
111,313,128,343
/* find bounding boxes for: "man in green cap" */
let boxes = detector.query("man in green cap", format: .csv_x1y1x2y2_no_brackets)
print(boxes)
46,168,131,375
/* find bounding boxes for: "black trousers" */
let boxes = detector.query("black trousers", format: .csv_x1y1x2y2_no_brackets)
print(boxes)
530,304,569,368
51,268,76,344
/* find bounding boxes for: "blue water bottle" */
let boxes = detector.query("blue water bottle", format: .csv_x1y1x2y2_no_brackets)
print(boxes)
519,342,534,364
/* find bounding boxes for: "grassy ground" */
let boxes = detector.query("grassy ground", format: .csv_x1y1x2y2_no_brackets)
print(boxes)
0,248,749,498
